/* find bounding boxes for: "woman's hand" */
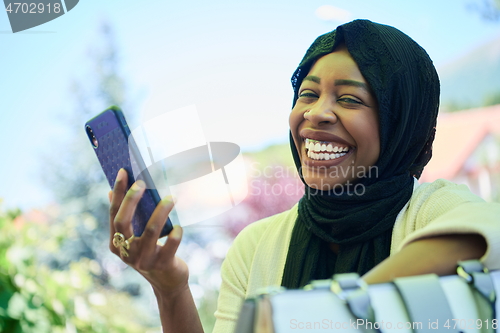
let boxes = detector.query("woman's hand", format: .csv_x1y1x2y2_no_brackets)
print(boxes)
108,169,204,332
108,168,188,295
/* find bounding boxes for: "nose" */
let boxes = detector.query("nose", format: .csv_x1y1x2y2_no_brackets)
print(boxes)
303,98,338,126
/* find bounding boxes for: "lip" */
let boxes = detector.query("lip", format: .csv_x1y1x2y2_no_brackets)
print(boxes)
299,129,353,147
298,128,355,167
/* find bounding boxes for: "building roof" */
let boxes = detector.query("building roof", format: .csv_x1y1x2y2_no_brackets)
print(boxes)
420,104,500,182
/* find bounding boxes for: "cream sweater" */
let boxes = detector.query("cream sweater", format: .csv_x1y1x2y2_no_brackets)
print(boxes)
212,179,500,333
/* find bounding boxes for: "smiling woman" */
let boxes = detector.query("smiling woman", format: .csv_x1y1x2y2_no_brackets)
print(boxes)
105,19,500,333
289,45,380,190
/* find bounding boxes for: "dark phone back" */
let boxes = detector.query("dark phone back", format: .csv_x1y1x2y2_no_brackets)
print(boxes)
85,106,172,237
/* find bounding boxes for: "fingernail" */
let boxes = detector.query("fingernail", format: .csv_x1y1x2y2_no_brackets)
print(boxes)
116,168,125,182
131,180,145,191
161,195,174,205
170,225,182,240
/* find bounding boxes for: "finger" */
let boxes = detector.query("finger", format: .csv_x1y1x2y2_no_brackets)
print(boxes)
158,225,183,260
139,196,175,258
110,168,128,224
108,190,113,204
113,179,146,238
109,168,128,252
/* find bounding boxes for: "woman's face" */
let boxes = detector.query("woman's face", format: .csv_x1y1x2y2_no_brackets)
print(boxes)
289,45,380,191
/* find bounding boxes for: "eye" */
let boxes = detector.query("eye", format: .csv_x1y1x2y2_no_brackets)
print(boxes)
337,96,366,107
298,90,318,99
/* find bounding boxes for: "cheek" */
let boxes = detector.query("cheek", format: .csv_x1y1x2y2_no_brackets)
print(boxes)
348,114,380,159
368,113,381,158
289,106,300,128
289,108,302,142
359,118,380,162
288,108,307,165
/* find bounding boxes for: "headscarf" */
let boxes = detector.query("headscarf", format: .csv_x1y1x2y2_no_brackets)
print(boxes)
281,19,440,288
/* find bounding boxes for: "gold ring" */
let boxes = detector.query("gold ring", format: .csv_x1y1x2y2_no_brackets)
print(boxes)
113,232,135,257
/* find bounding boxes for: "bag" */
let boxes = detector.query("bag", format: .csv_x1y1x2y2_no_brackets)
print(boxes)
235,260,498,333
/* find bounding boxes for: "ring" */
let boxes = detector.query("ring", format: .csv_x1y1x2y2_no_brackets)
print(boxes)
113,232,135,257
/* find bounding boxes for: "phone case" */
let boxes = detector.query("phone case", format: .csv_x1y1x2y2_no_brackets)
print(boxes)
85,106,172,237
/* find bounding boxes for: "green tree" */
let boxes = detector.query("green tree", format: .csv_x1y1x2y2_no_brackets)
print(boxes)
0,204,157,332
483,91,500,106
39,21,222,332
41,21,131,271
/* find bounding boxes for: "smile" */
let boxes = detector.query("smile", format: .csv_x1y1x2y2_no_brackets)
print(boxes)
305,138,350,161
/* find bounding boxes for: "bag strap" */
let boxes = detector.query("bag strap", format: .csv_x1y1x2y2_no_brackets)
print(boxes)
330,273,381,333
234,298,258,333
253,296,275,333
457,260,497,333
393,274,460,333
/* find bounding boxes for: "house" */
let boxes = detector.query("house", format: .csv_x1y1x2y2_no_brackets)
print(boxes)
420,104,500,201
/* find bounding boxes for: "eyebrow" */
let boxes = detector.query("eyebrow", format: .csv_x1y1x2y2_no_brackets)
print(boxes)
303,75,321,84
334,79,369,91
303,76,369,92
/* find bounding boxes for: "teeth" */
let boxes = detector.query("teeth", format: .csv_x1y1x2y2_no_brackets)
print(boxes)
308,152,347,161
304,138,350,154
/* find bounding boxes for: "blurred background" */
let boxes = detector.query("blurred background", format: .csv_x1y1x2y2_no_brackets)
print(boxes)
1,0,499,332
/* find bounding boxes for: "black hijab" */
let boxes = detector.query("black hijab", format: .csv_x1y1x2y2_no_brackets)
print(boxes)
282,19,440,288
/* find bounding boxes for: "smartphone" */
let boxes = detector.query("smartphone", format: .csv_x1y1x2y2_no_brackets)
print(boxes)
85,106,173,237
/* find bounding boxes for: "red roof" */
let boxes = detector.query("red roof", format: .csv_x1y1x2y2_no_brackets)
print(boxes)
420,104,500,182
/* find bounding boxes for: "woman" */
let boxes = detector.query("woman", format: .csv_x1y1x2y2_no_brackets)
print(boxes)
108,20,500,333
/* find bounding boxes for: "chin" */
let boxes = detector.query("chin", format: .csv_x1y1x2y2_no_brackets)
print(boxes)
304,178,345,191
304,175,365,195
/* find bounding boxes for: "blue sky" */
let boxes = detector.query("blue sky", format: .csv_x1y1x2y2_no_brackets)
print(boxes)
1,0,499,210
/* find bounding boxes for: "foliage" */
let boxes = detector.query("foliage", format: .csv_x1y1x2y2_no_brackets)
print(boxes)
0,205,159,333
440,100,472,113
483,91,500,107
39,21,130,272
34,20,227,332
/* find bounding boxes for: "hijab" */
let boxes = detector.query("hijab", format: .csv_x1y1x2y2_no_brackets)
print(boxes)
281,19,440,288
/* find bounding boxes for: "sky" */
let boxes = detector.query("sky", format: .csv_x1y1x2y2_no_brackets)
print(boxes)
1,0,500,210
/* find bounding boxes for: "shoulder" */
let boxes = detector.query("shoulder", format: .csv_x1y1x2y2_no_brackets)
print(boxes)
408,178,485,223
412,177,485,205
392,178,485,250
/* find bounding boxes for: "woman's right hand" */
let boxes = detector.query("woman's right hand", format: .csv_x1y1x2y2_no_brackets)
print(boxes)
108,168,189,296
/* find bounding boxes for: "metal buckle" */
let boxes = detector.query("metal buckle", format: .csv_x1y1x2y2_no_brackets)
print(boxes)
457,260,489,283
330,273,366,300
